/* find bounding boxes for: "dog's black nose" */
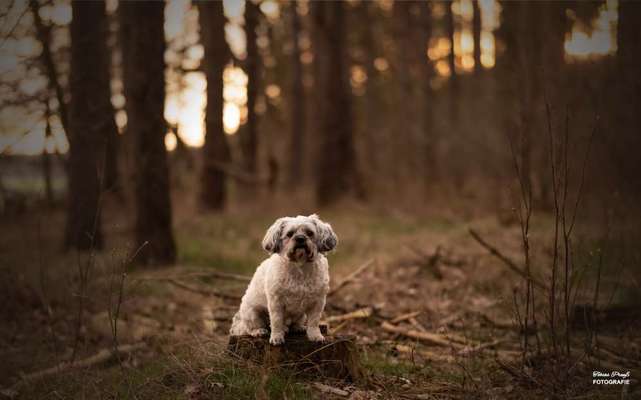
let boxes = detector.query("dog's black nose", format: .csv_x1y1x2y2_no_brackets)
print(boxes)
294,235,306,244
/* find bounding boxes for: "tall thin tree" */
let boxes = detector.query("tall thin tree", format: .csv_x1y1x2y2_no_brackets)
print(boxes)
64,0,117,250
119,1,176,265
445,0,459,120
288,1,305,186
241,1,260,179
472,0,482,75
312,1,359,205
197,0,231,210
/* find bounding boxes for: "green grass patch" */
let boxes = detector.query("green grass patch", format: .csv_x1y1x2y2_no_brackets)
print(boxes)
208,365,311,400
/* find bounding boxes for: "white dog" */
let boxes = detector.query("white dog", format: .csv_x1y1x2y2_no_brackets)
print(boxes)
229,214,337,345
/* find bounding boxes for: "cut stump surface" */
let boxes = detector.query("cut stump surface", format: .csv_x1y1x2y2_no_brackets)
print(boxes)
228,326,363,381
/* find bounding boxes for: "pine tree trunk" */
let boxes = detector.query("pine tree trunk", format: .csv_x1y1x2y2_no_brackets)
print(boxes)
65,0,117,250
242,2,260,177
198,0,231,210
445,1,459,121
417,2,437,184
313,1,358,206
42,100,54,208
29,0,71,146
288,2,305,186
472,0,482,75
120,1,176,265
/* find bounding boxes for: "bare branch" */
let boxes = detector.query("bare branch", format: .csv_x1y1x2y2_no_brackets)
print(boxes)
468,229,547,291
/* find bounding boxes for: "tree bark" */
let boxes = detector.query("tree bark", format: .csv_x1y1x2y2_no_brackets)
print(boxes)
445,0,459,120
64,0,118,250
29,0,70,144
417,2,437,184
472,0,482,75
42,99,54,207
312,1,359,206
120,1,176,265
288,2,305,186
197,0,231,210
241,1,260,177
617,1,641,193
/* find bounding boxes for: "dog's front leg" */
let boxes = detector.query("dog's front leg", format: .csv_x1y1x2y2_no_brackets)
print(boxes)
267,296,286,345
305,297,326,342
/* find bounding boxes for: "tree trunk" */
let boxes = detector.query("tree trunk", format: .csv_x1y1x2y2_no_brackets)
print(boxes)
417,2,437,184
312,1,359,206
445,0,459,121
472,0,482,75
197,0,231,210
617,0,641,193
119,1,176,265
241,1,260,178
64,0,117,250
29,0,70,145
288,2,305,186
42,100,54,207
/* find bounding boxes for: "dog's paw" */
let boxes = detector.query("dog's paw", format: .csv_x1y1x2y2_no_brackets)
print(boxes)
290,324,307,333
269,332,285,345
249,328,268,337
306,328,325,342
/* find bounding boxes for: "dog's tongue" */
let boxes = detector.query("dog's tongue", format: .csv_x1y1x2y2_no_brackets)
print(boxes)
294,248,307,259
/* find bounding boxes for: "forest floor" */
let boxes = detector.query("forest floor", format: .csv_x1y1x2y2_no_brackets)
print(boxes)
1,196,640,399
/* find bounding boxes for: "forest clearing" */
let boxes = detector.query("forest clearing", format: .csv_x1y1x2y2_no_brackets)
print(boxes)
1,194,639,398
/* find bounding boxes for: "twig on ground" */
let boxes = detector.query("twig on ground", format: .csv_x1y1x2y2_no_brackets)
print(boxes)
393,344,455,363
328,258,376,296
468,229,547,291
137,269,251,283
457,339,506,356
408,317,428,332
437,311,464,327
324,307,373,324
311,382,349,396
391,311,422,324
477,312,516,330
381,321,466,348
164,279,241,301
329,320,349,335
3,343,146,395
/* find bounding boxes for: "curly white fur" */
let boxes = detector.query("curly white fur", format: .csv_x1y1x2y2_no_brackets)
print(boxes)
229,214,337,345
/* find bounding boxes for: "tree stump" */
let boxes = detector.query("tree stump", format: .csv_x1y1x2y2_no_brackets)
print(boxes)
228,325,363,381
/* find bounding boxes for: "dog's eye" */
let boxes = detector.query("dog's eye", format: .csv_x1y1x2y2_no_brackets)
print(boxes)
286,231,294,238
306,230,314,237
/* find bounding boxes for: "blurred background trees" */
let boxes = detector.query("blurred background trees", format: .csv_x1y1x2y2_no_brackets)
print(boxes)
0,0,637,264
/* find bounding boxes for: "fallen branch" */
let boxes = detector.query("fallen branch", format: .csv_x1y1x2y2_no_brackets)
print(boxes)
381,321,465,348
394,344,455,363
468,229,547,291
408,317,428,332
391,311,422,324
324,307,373,324
437,311,465,327
165,279,241,301
312,382,349,397
4,343,146,395
328,259,375,296
458,339,507,356
478,312,516,330
139,270,251,283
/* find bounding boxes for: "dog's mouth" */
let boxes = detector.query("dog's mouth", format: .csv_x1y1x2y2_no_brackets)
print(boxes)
289,244,313,262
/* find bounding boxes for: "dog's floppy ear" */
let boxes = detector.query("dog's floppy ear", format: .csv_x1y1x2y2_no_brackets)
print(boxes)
262,217,287,253
309,214,338,253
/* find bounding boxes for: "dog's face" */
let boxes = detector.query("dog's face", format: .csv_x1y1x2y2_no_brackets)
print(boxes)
262,214,337,263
